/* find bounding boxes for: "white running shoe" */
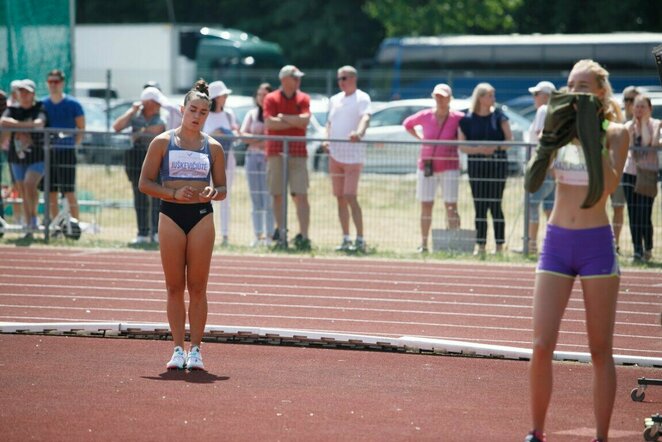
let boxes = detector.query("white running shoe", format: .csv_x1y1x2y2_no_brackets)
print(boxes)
166,346,186,370
130,235,150,245
186,346,204,370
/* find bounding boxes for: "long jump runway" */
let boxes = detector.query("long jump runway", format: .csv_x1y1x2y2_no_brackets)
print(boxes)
0,246,660,440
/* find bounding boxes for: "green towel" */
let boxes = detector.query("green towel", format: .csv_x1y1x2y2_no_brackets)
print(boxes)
524,91,606,209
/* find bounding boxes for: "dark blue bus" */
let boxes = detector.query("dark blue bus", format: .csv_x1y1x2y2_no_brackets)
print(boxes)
368,33,662,101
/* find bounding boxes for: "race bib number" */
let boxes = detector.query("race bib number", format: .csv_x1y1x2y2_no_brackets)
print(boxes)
169,150,210,179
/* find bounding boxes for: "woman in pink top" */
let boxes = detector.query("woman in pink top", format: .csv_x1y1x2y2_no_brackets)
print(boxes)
403,83,464,252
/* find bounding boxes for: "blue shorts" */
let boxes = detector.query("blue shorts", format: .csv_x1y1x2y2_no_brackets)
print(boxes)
537,224,619,279
10,162,45,181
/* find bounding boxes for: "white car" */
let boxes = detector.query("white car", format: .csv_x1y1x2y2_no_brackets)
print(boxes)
361,98,532,174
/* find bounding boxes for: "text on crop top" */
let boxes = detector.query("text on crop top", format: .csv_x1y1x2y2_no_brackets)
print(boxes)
552,143,589,186
160,130,212,182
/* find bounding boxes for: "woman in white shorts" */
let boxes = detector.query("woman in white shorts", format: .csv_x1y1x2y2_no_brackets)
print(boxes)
403,83,464,252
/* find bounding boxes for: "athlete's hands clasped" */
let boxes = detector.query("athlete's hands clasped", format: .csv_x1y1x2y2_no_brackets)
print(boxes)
172,185,225,202
199,185,227,202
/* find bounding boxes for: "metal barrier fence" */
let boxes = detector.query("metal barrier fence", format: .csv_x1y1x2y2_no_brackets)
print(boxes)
1,127,661,261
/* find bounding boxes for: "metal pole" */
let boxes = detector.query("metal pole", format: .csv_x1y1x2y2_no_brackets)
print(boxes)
522,143,533,255
69,0,76,95
105,69,112,131
279,139,289,248
43,130,51,242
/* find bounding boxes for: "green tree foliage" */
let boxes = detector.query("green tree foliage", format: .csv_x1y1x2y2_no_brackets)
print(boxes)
511,0,662,34
362,0,523,36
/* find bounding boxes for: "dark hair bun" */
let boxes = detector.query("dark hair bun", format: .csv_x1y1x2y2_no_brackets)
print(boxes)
194,79,209,96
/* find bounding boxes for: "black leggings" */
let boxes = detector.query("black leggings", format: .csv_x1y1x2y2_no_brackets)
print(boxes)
468,155,507,245
131,180,160,237
622,172,656,257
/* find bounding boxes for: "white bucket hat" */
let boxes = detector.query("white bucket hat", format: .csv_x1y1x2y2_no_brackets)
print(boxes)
208,81,232,99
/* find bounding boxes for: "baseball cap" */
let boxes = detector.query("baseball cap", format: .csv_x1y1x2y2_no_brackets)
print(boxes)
431,83,452,98
208,81,232,99
279,65,305,79
10,80,22,92
140,86,165,105
528,81,556,95
18,79,36,93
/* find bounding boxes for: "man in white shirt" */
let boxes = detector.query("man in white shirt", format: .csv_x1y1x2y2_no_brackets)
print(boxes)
324,66,371,252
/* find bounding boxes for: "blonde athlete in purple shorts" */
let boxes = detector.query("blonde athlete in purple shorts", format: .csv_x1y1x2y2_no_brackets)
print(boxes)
525,60,629,442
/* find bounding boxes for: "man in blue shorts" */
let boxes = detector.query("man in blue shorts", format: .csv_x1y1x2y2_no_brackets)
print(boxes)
42,69,85,220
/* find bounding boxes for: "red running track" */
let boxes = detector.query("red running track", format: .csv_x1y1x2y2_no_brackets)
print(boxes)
0,246,661,441
0,246,660,357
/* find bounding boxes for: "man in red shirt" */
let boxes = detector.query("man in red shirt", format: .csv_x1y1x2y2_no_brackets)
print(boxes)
263,65,312,251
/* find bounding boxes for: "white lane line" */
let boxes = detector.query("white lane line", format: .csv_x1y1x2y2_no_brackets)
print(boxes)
5,251,660,276
1,293,661,330
3,255,660,286
0,265,540,289
2,273,661,303
0,284,660,310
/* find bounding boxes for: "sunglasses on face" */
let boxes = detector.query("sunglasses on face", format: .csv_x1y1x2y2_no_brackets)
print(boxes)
337,76,352,81
47,79,62,85
623,97,635,103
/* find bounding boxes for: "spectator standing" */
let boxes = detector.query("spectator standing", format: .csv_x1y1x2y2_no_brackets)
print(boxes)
403,83,464,253
143,80,182,130
203,81,238,246
138,80,227,370
240,82,275,247
622,94,660,262
605,97,627,254
525,59,629,442
0,80,47,239
324,66,371,253
42,69,85,221
622,85,640,121
526,81,556,254
263,65,312,251
458,83,513,256
113,86,166,244
0,87,21,223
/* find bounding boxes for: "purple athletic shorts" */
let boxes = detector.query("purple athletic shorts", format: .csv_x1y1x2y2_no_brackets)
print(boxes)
537,224,619,278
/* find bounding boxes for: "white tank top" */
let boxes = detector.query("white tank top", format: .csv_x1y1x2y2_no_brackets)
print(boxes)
552,143,589,186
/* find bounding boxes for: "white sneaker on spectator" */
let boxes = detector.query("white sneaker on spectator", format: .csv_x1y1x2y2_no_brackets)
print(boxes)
151,234,159,244
186,346,204,370
352,238,366,253
166,346,186,370
130,235,150,245
335,238,352,252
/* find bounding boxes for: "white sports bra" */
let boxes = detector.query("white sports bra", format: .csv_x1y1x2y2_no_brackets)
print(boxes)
552,143,589,186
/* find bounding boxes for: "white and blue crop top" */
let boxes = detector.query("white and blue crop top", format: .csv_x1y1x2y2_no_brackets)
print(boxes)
552,142,589,186
160,130,212,182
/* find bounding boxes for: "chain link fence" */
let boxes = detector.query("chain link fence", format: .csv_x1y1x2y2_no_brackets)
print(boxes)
1,128,661,261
